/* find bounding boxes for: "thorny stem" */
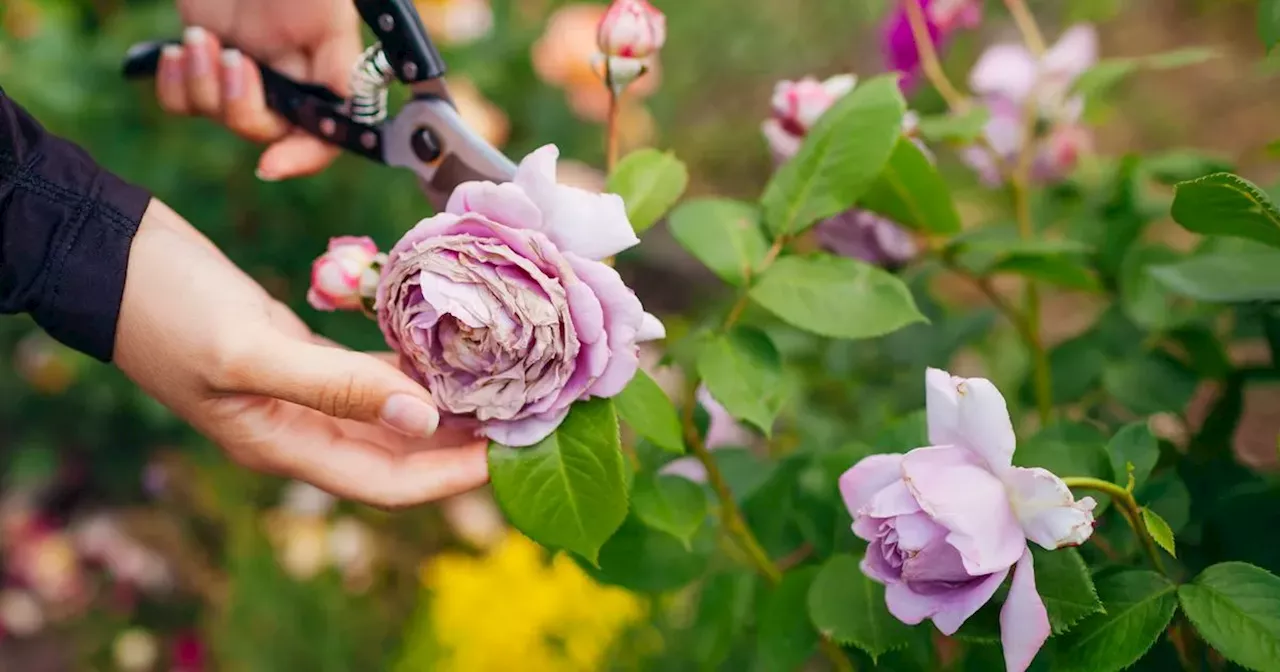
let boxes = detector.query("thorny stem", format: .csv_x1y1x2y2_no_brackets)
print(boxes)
900,0,967,110
681,381,853,672
1003,0,1048,56
1060,477,1166,575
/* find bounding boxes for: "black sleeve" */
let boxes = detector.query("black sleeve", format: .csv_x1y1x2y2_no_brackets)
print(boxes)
0,86,152,363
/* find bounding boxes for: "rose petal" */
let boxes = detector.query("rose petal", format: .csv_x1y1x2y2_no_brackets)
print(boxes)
566,254,646,397
637,312,666,342
1002,467,1097,550
999,548,1051,672
659,456,707,483
863,480,922,519
839,454,905,519
1042,24,1098,83
902,538,978,584
900,446,1024,575
513,144,640,260
445,181,544,231
955,376,1016,471
969,43,1038,102
481,407,571,447
892,512,948,552
761,120,801,163
861,541,901,584
926,367,962,447
883,566,1009,632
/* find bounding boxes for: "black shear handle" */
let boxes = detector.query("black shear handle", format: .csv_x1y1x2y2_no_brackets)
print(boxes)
355,0,446,84
121,40,385,163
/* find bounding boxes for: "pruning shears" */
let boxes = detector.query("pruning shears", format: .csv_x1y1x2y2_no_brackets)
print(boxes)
121,0,516,210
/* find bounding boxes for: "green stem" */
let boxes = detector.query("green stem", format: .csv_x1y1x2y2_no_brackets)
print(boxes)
1061,477,1166,575
681,382,852,671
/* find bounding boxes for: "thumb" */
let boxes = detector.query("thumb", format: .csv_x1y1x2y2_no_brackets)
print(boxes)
226,336,440,437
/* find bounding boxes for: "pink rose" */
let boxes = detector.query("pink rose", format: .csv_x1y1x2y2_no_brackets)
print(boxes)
307,236,383,312
881,0,982,91
840,368,1096,672
597,0,666,59
761,74,857,163
376,145,665,447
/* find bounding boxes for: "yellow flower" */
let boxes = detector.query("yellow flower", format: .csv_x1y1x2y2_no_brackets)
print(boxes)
418,531,650,672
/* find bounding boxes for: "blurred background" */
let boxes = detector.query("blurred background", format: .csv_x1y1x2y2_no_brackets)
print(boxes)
1,0,1277,669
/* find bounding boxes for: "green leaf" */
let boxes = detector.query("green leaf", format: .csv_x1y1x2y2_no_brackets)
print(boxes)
1119,244,1195,331
1054,570,1177,672
1264,0,1280,51
487,398,628,565
989,254,1101,292
630,474,706,549
860,136,961,235
950,232,1092,276
807,554,913,660
749,255,926,340
691,572,757,669
578,513,712,593
1107,422,1159,491
1171,173,1280,249
615,370,684,454
1074,48,1218,99
1035,547,1105,634
761,74,906,237
1178,562,1280,672
1149,246,1280,303
757,567,821,672
605,148,689,234
1141,507,1176,558
697,326,783,435
1102,353,1198,416
914,107,989,143
667,198,770,286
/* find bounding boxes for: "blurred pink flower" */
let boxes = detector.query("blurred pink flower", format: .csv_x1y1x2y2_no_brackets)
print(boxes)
415,0,494,46
307,237,384,312
814,209,919,269
761,74,857,163
962,25,1098,185
171,630,207,672
881,0,982,91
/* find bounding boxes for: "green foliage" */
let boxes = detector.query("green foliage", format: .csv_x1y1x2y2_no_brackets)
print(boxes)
756,567,821,672
1073,47,1219,99
697,326,784,435
1261,0,1280,51
760,75,906,237
630,474,706,548
1141,507,1176,558
860,136,962,235
1106,422,1159,490
667,198,770,286
1052,571,1178,672
1149,244,1280,302
1036,547,1105,634
807,554,913,660
616,370,685,454
914,107,990,143
607,148,690,234
488,399,628,565
748,255,926,339
1178,563,1280,672
1171,173,1280,249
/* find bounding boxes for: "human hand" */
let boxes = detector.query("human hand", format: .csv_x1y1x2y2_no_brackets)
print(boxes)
114,199,490,507
154,0,363,180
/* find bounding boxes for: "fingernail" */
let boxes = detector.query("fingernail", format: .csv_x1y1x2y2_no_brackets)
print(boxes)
184,26,210,75
255,166,280,182
380,394,439,437
160,45,183,82
221,49,244,99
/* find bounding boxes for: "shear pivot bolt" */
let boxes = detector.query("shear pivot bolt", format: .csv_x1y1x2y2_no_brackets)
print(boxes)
319,118,336,136
402,61,419,80
378,14,394,31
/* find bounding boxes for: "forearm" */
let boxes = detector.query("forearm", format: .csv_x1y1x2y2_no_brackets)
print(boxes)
0,86,152,362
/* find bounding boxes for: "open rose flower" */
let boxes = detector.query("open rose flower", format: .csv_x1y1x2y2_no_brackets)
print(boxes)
376,145,664,446
840,368,1096,672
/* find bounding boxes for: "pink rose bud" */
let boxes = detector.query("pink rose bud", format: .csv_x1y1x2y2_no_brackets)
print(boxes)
761,75,856,163
307,236,382,312
597,0,666,59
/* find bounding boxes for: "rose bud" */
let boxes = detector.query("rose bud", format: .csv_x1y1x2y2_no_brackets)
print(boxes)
376,144,665,447
307,236,385,312
814,209,918,269
597,0,666,59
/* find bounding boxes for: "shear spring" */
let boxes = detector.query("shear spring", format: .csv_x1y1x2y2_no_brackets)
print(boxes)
349,43,396,124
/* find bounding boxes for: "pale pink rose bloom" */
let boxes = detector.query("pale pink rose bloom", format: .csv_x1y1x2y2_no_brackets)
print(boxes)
377,145,664,446
597,0,666,59
307,236,382,312
840,368,1097,672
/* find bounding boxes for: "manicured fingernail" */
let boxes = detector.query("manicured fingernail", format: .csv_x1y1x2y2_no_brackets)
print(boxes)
184,26,210,75
380,394,439,437
255,167,280,182
221,49,244,99
160,45,183,82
